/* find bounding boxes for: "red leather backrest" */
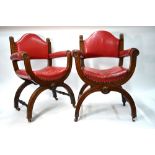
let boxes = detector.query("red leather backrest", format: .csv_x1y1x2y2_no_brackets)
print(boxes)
16,33,48,59
83,31,120,58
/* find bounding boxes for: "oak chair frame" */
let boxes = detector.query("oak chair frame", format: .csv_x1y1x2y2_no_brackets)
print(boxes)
9,35,75,122
73,33,139,122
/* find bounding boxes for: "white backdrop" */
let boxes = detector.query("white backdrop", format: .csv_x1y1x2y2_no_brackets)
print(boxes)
0,26,155,155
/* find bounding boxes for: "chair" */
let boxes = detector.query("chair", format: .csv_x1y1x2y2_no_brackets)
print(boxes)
9,33,75,122
73,30,139,122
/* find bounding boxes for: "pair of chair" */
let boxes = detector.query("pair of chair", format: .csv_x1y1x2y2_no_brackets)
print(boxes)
9,31,139,122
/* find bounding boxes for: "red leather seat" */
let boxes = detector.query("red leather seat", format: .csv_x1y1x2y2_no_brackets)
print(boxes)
82,66,128,82
16,66,67,81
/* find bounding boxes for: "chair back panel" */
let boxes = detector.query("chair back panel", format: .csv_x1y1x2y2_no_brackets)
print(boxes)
83,31,120,58
16,33,48,59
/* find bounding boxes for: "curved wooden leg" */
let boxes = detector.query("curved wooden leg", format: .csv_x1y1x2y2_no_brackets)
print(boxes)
52,87,58,100
27,86,49,122
111,87,137,121
61,83,76,108
120,86,126,106
78,83,89,100
14,81,32,111
122,94,126,106
75,86,99,122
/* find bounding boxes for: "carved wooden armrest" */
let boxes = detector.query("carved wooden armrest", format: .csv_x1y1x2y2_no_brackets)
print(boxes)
119,48,139,58
48,51,67,59
10,51,27,61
